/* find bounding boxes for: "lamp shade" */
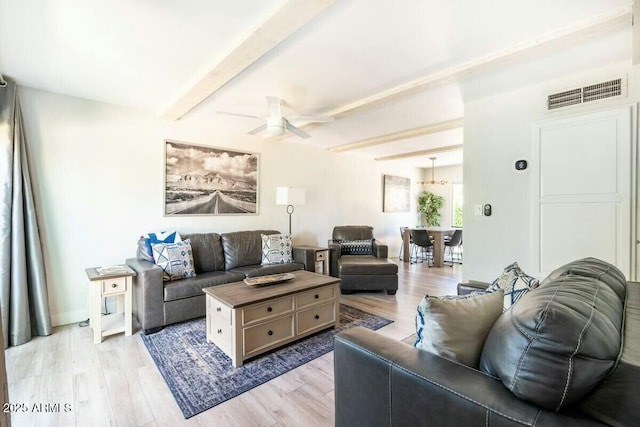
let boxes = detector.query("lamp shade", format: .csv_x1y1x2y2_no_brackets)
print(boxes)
276,187,306,205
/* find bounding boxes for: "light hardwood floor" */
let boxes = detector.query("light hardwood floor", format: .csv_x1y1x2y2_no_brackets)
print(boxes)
6,261,461,427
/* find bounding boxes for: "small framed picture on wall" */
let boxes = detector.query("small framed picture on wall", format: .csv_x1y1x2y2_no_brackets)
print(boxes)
383,175,410,212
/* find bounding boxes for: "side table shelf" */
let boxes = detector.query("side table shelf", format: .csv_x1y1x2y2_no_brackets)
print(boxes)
85,265,136,344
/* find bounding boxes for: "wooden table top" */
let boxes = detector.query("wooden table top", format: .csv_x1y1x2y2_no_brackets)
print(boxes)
202,270,340,308
85,265,136,281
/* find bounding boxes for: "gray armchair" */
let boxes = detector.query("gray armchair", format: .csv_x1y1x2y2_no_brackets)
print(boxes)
328,226,398,295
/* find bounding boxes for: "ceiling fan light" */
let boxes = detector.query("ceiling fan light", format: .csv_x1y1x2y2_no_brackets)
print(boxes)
267,125,285,136
266,116,285,135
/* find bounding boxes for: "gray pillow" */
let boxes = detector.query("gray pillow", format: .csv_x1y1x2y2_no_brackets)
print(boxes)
414,290,504,368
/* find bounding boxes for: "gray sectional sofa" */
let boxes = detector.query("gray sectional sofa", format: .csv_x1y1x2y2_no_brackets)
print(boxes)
126,230,307,334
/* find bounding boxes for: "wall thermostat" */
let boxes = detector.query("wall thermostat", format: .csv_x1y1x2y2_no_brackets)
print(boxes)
515,159,528,171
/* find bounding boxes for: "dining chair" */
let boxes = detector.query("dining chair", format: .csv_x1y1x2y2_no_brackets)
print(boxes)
398,226,415,261
444,229,463,266
411,229,433,267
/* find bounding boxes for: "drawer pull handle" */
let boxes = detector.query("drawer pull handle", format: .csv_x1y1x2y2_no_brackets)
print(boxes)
217,329,222,334
216,307,221,312
111,283,117,288
314,294,319,299
268,330,273,336
267,307,273,312
315,315,320,320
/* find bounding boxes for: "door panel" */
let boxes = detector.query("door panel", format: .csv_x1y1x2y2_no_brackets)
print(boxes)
540,203,618,271
532,107,633,277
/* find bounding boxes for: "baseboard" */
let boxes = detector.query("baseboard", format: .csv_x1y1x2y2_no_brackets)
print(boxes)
51,308,88,327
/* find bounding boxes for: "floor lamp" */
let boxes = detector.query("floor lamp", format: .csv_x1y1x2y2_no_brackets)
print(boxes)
276,187,306,235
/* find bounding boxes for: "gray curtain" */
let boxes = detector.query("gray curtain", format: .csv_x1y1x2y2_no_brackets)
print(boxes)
0,77,52,348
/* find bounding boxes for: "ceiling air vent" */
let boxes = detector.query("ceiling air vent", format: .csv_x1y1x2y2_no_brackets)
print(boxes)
583,78,622,103
548,88,582,110
547,77,624,111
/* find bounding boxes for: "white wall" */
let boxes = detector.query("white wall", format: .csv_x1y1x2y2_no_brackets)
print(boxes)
18,87,422,326
463,62,640,282
419,165,463,227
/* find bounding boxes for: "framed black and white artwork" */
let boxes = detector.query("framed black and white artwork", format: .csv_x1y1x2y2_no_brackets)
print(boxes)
164,140,259,215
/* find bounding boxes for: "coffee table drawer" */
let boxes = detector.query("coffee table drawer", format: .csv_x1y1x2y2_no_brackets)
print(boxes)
297,301,336,335
242,296,294,326
208,297,231,321
208,312,232,354
296,285,335,309
243,314,294,356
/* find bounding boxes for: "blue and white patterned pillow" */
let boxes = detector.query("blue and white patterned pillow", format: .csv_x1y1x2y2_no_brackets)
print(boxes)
151,239,196,281
140,230,182,262
339,239,373,255
261,233,293,265
487,262,539,311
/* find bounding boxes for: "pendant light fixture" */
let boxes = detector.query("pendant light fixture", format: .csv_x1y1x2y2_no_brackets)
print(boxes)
418,157,449,185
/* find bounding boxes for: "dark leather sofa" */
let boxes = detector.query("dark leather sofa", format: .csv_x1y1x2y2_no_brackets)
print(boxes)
334,258,640,426
328,225,398,295
126,230,309,334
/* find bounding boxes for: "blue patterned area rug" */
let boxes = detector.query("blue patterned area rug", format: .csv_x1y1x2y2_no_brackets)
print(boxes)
141,304,393,419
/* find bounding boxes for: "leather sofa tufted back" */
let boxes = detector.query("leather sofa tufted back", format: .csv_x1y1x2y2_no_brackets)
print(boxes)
221,230,280,270
479,258,625,411
182,233,225,273
332,226,374,241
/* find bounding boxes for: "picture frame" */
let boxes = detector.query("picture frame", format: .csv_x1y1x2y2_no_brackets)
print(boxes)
164,140,259,215
383,174,410,212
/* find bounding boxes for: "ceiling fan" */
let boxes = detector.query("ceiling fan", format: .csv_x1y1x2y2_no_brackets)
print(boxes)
217,96,334,139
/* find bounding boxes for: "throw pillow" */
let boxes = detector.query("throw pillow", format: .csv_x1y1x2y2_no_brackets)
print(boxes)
151,239,196,281
339,239,373,255
136,236,154,263
487,262,539,311
414,289,504,368
261,233,293,265
140,230,182,262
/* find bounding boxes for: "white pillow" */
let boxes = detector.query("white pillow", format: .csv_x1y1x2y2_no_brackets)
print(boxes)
151,239,196,281
261,233,293,265
487,262,539,311
142,230,182,261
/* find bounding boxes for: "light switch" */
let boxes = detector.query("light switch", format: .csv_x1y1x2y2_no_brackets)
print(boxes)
474,205,483,216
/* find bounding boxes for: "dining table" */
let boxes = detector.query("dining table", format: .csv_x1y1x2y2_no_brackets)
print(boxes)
402,226,456,267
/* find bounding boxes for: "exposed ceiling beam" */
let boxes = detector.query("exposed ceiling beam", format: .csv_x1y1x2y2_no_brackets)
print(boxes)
328,118,463,153
272,6,631,140
162,0,336,120
375,144,464,162
634,0,640,65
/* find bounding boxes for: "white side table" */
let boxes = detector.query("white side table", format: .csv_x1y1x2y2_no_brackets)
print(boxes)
85,265,135,344
295,246,330,275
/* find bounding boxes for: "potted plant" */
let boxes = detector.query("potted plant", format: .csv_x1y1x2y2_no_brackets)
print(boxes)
417,191,444,226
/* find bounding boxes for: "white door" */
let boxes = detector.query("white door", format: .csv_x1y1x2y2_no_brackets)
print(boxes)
531,106,635,278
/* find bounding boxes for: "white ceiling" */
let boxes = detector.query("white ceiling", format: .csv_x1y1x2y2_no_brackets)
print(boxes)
0,0,633,168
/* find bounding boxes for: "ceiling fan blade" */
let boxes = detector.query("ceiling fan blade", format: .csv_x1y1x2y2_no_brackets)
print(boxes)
247,123,268,135
216,111,262,120
285,122,311,139
288,115,335,123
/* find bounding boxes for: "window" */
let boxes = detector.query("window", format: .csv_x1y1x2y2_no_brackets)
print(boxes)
452,183,463,227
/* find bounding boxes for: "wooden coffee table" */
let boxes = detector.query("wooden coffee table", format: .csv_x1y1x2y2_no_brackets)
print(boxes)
203,270,340,367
